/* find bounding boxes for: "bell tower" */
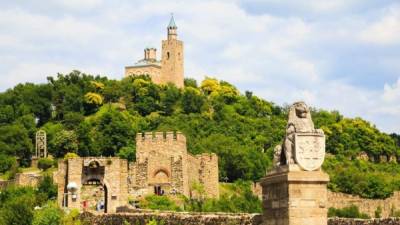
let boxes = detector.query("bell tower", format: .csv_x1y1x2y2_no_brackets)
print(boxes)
161,15,184,88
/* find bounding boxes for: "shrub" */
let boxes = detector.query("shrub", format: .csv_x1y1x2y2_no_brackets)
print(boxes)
146,219,164,225
375,206,382,218
184,180,261,213
37,175,57,200
0,195,34,225
0,154,17,173
328,205,370,219
32,202,62,225
117,146,136,162
390,207,400,217
64,152,79,160
61,208,81,225
140,195,180,211
38,158,54,171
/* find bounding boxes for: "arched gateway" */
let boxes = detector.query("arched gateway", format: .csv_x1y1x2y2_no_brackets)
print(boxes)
55,157,128,213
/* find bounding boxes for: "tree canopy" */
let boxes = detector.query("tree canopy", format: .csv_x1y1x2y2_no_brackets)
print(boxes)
0,71,399,198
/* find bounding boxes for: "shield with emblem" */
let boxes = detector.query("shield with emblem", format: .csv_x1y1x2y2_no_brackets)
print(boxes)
294,133,325,171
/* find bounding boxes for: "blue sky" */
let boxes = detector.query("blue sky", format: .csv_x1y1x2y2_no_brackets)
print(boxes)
0,0,399,133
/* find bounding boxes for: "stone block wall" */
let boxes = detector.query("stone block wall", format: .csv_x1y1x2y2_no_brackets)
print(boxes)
79,212,400,225
136,132,187,160
80,211,263,225
328,218,400,225
197,153,219,198
327,191,400,218
14,173,41,187
55,157,129,213
253,184,400,218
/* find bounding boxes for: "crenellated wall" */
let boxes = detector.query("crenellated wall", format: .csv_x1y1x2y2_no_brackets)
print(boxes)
136,131,187,160
130,131,219,198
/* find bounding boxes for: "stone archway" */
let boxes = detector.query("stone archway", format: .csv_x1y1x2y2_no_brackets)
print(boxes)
153,169,169,184
152,168,171,195
81,160,107,213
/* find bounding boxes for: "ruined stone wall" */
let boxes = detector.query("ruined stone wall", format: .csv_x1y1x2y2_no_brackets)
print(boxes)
327,191,400,218
171,156,184,194
197,153,219,198
14,173,41,187
253,185,400,218
80,212,400,225
328,218,400,225
80,211,263,225
55,160,67,207
128,160,149,197
187,153,200,196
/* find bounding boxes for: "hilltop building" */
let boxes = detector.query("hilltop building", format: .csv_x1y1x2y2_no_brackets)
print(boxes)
125,15,184,88
55,131,219,213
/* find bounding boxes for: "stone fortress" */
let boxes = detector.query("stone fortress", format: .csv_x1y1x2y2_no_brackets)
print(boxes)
55,131,219,213
130,132,219,199
125,15,184,88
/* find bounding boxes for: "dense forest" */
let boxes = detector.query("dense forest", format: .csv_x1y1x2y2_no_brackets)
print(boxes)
0,70,399,199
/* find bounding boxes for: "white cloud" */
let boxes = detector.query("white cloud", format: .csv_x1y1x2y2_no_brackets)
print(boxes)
2,63,71,90
360,5,400,45
383,78,400,103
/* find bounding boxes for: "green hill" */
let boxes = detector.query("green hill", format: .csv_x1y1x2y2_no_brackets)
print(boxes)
0,70,399,199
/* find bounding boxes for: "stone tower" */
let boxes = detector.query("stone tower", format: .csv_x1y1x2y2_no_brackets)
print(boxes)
160,15,184,88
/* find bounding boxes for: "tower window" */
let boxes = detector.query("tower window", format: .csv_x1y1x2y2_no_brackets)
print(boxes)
167,52,170,60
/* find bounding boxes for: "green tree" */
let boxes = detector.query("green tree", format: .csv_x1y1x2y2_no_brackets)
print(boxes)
38,158,54,171
53,130,78,157
37,175,58,200
93,108,134,156
32,202,62,225
181,87,205,114
117,146,136,162
0,123,33,166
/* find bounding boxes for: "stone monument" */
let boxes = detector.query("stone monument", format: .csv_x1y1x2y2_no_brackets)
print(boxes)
32,130,47,167
261,102,329,225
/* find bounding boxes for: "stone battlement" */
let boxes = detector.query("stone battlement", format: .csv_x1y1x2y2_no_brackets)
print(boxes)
136,131,186,143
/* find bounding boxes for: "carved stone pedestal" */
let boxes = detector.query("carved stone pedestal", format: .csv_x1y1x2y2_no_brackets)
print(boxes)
260,170,329,225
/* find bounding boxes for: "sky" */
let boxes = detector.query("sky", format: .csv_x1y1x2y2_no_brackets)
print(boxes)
0,0,399,133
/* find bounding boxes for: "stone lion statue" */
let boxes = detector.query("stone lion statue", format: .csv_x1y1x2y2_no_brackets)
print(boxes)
273,101,324,167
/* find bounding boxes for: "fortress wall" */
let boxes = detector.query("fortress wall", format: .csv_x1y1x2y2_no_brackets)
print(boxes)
80,212,400,225
197,153,219,198
136,132,187,160
327,191,400,218
328,218,400,225
252,184,400,218
80,211,263,225
14,172,41,187
187,153,200,187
